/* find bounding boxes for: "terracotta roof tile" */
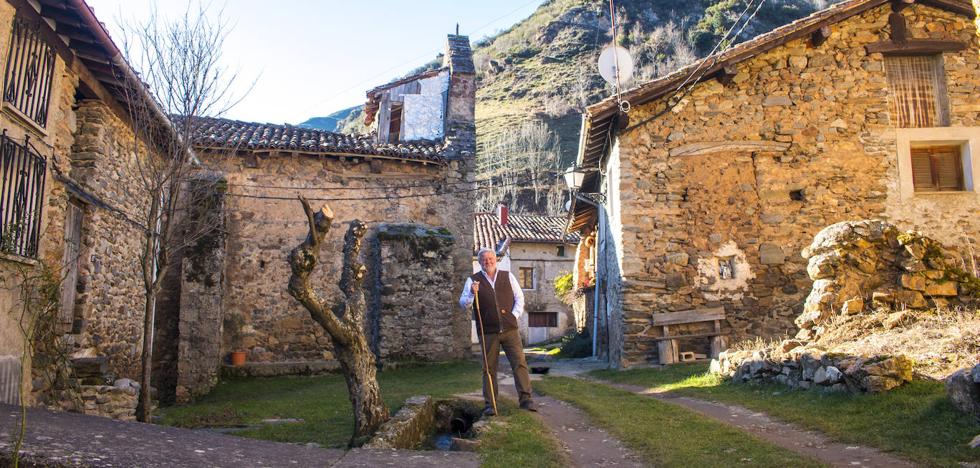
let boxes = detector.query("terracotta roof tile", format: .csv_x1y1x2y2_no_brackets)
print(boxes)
473,212,580,253
188,117,449,163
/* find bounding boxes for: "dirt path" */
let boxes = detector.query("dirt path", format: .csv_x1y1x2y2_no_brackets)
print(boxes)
493,362,645,467
598,380,916,468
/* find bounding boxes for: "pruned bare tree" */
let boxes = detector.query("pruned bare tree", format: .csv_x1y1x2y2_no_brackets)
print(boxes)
287,198,389,447
116,2,246,422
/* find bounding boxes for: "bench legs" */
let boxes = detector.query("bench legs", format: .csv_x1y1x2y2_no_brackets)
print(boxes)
710,335,728,359
658,339,679,365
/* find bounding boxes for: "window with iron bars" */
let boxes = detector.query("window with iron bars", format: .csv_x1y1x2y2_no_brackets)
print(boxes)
3,16,56,128
0,130,46,258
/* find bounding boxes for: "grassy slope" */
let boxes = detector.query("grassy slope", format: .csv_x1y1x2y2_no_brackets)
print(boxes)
591,363,980,467
536,376,825,467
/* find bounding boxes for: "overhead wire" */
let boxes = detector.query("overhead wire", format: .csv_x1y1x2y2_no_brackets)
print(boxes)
620,0,767,134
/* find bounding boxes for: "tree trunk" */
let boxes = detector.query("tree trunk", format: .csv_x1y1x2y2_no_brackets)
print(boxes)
336,338,388,447
137,194,161,423
287,197,388,446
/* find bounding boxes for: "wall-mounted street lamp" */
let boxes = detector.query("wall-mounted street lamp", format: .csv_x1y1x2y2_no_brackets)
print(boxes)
563,166,606,205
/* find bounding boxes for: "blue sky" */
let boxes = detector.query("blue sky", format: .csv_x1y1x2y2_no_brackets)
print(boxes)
85,0,545,125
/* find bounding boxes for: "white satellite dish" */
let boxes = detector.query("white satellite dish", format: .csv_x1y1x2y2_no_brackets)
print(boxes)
598,45,634,87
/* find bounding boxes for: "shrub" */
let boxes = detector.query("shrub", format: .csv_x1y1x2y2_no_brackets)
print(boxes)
553,271,574,299
558,329,592,358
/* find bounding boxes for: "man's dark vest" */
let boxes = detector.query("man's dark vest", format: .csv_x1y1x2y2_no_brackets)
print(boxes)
471,270,519,334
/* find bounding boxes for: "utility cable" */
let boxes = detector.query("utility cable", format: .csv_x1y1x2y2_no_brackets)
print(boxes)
620,0,767,134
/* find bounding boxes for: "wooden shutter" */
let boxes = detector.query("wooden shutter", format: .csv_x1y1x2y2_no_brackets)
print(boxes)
910,146,963,192
885,55,949,128
529,312,558,328
59,201,83,325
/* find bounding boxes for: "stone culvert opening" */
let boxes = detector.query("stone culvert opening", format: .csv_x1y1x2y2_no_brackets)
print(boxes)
364,396,486,451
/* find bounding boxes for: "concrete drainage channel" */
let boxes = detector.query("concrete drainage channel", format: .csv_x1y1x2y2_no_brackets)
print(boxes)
365,396,487,452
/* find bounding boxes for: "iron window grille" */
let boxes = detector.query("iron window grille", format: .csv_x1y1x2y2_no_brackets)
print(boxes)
0,130,46,258
3,16,56,128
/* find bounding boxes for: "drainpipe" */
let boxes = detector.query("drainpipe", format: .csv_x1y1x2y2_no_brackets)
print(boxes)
592,208,602,358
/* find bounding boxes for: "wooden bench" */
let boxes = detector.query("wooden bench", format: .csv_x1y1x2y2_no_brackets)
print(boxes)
651,307,729,365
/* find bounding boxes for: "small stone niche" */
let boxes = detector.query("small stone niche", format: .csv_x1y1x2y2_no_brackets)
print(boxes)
718,256,736,279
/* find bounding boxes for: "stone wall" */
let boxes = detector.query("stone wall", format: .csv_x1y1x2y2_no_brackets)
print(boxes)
795,220,976,338
603,3,980,367
173,176,227,403
371,224,469,362
67,100,155,380
712,219,977,393
201,152,473,366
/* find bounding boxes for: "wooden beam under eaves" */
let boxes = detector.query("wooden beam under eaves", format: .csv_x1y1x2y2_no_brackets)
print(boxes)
715,64,738,85
810,26,831,47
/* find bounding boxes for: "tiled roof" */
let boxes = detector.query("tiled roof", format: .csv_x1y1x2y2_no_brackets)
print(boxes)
473,212,580,252
189,117,449,163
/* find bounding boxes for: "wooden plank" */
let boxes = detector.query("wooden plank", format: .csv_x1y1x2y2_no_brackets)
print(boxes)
652,331,732,342
650,307,726,326
865,39,966,55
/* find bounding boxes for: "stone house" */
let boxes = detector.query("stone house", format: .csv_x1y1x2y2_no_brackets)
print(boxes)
157,34,479,403
473,205,579,344
567,0,980,368
0,0,173,416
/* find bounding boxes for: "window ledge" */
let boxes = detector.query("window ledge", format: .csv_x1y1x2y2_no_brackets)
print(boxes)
912,191,972,195
2,102,48,138
0,251,39,266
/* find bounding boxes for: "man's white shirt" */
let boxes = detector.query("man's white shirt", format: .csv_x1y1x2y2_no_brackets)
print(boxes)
458,270,525,319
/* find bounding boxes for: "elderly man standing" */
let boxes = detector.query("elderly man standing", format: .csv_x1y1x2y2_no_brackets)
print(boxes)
459,248,537,415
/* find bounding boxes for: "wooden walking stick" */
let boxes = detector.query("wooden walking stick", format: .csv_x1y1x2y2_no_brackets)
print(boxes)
473,288,498,415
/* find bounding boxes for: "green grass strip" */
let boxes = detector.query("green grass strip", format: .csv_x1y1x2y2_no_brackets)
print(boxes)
536,376,825,467
478,401,569,468
591,363,980,467
161,361,485,447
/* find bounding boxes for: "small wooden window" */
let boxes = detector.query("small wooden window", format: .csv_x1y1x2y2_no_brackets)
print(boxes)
388,103,403,142
910,145,964,192
60,200,83,328
528,312,558,328
3,17,56,127
556,245,566,257
884,55,949,128
519,267,534,290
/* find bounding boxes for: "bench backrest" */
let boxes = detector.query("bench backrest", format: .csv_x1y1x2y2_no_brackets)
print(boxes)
650,307,725,327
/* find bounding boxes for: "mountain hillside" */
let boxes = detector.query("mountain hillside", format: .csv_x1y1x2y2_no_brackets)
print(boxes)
299,105,361,132
306,0,835,212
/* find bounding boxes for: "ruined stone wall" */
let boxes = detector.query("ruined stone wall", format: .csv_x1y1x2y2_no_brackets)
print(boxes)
607,4,980,367
372,225,468,362
68,100,155,379
203,153,472,364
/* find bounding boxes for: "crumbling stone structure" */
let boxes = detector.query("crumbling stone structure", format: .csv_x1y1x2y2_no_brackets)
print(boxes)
712,219,977,393
370,224,469,362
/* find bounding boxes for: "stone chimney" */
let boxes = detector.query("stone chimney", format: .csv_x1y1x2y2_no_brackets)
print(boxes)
443,34,475,159
496,204,509,226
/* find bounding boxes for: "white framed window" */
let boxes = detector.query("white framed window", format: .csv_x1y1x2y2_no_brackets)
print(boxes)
897,127,979,199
